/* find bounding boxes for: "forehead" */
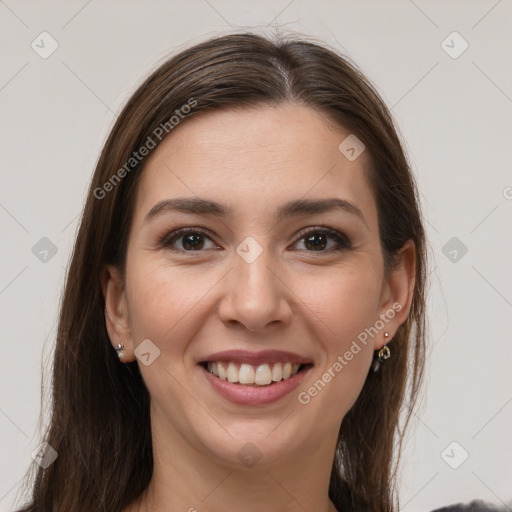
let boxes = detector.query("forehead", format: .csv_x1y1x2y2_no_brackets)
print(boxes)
133,103,377,225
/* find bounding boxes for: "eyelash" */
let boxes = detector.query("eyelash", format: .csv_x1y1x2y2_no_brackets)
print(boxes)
157,226,353,254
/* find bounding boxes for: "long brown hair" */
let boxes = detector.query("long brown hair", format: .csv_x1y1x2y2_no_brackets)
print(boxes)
15,31,427,512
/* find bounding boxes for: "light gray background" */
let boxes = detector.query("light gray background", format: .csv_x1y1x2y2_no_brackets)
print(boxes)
1,1,511,511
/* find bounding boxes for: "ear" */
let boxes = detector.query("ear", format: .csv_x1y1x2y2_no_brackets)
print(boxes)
375,239,416,351
100,264,134,361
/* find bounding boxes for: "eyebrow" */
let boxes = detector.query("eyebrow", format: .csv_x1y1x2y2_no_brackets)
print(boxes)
144,197,368,228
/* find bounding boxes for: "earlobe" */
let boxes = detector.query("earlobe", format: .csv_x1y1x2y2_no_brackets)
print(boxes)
101,264,133,361
375,239,416,350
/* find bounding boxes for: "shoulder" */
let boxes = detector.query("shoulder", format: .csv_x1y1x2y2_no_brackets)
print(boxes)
430,499,511,512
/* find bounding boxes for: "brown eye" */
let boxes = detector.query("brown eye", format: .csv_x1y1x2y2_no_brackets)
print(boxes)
293,227,352,252
159,228,218,252
180,233,206,250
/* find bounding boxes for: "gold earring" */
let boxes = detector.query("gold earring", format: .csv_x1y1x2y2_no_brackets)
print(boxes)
372,332,391,372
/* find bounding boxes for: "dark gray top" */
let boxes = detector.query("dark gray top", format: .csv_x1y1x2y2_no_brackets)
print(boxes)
429,499,511,512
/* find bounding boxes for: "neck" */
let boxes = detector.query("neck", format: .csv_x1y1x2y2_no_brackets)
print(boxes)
126,403,341,512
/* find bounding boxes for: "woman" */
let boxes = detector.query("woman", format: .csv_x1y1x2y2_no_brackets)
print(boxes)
16,31,429,512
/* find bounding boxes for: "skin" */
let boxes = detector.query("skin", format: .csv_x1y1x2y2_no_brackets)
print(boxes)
102,103,416,512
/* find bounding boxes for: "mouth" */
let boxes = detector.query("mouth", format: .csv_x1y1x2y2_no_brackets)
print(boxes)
197,349,313,405
199,361,313,387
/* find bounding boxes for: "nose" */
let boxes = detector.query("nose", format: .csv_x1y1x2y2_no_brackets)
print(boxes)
217,246,293,332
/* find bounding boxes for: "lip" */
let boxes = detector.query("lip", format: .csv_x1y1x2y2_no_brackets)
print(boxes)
200,363,312,405
199,349,312,366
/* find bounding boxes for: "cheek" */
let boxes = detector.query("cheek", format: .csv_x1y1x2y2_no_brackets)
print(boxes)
294,266,381,411
126,254,383,355
299,262,382,343
124,259,216,356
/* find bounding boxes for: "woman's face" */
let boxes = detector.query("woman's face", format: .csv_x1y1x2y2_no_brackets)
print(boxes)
104,102,413,470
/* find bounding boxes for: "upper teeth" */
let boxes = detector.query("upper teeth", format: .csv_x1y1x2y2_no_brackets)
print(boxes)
207,362,301,386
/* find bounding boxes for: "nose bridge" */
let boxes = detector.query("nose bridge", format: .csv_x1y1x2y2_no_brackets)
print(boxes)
219,237,290,330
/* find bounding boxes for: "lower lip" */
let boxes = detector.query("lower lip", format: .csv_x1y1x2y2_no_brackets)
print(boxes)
200,364,312,406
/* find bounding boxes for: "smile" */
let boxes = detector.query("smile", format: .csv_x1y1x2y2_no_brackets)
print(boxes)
203,361,306,386
199,358,313,407
198,349,313,405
